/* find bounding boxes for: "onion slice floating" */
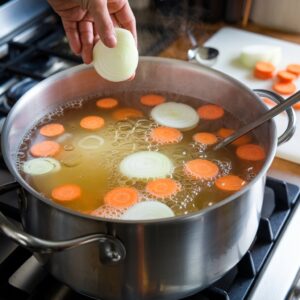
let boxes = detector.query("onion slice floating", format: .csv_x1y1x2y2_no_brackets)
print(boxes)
93,28,138,82
23,158,61,176
151,102,199,130
77,135,104,150
119,151,174,179
121,201,175,220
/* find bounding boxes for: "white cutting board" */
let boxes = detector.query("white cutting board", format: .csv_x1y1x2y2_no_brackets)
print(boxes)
204,27,300,164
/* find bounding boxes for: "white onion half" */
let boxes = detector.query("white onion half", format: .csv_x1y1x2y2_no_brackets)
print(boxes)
121,201,175,220
119,151,174,179
77,135,104,150
93,28,138,82
151,102,199,130
23,158,61,176
240,45,282,68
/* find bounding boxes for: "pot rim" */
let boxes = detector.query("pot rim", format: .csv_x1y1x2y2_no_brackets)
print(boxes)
1,56,277,225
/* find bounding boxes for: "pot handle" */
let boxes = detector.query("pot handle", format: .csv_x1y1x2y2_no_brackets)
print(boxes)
254,89,296,145
0,183,126,264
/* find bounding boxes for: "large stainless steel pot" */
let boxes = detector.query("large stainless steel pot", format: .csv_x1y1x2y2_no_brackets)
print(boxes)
0,57,297,300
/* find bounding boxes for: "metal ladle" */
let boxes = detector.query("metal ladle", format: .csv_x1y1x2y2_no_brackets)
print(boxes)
187,29,219,67
213,90,300,151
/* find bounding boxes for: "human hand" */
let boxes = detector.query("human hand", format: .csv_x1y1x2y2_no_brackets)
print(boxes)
47,0,137,64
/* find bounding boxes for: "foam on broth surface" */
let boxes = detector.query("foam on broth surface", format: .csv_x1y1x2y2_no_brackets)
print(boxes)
17,92,264,218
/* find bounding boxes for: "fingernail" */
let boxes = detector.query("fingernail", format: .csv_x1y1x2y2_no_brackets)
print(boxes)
104,35,117,48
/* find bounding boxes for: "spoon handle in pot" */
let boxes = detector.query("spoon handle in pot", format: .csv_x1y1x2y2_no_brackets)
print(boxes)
213,90,300,151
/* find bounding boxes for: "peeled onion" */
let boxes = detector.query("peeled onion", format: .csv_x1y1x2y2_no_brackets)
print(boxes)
121,201,175,220
240,45,282,68
93,28,139,82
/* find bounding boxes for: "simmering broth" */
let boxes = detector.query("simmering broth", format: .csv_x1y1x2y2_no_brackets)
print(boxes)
17,92,265,219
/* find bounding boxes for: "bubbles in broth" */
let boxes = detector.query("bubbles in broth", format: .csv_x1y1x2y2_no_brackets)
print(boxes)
17,92,266,220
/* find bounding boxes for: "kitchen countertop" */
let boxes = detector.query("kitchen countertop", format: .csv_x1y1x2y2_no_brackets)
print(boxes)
159,22,300,185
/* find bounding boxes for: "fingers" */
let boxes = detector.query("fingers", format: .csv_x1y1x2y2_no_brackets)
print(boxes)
78,21,94,64
88,0,117,48
62,20,81,55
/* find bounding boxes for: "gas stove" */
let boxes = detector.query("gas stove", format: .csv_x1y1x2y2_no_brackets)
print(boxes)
0,1,300,299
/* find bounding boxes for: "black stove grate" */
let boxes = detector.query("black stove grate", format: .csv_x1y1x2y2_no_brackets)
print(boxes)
0,177,299,300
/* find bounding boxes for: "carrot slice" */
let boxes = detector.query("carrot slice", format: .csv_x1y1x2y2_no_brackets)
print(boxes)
39,123,65,137
277,70,297,83
216,128,251,146
293,102,300,110
150,127,183,144
273,82,296,95
193,132,218,145
215,175,246,192
236,144,266,161
104,187,139,208
30,141,60,157
146,178,181,198
112,108,144,121
197,104,224,120
96,97,118,109
287,64,300,76
184,159,219,180
261,97,276,107
254,61,275,80
80,116,105,130
140,94,166,106
51,184,82,202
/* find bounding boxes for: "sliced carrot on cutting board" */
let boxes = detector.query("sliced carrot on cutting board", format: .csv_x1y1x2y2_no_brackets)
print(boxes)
140,94,166,106
277,70,297,83
286,64,300,76
112,108,144,121
216,128,251,146
193,132,218,145
184,159,219,180
39,123,65,137
96,98,118,109
146,178,181,198
150,127,182,144
272,82,296,95
80,116,105,130
197,104,224,120
254,61,275,80
236,144,266,161
104,187,139,208
30,141,61,157
215,175,246,192
51,184,82,202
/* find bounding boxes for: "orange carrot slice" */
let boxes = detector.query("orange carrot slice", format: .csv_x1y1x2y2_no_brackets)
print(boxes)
277,70,297,83
193,132,218,145
104,187,139,208
216,128,251,146
293,102,300,110
30,141,60,157
150,127,183,144
80,116,105,130
39,123,65,137
184,159,219,180
96,98,118,109
273,82,296,95
254,61,275,80
236,144,266,161
140,94,166,106
112,108,144,121
197,104,224,120
146,178,181,198
215,175,246,192
287,64,300,76
51,184,82,202
261,97,276,107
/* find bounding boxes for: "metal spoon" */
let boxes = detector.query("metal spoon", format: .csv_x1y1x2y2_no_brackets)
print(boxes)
187,29,219,67
213,90,300,151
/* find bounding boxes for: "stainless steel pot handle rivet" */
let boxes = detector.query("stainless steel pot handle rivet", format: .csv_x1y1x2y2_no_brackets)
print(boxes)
254,89,297,145
0,182,126,263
